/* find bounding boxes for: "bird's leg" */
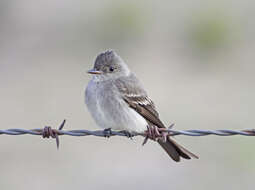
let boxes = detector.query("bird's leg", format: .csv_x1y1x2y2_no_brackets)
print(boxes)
119,130,134,139
103,128,112,138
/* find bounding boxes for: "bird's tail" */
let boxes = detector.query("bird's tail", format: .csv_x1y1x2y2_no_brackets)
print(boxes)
158,137,198,162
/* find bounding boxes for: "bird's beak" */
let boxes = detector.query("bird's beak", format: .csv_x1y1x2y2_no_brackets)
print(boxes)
87,68,102,75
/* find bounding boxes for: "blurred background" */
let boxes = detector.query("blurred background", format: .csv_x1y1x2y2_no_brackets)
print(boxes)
0,0,255,189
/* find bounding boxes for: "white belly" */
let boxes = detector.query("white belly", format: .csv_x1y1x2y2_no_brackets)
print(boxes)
85,81,148,133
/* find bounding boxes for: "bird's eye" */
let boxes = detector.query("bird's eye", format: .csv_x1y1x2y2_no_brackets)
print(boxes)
109,67,115,72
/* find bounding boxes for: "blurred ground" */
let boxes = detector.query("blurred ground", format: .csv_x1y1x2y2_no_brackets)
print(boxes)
0,0,255,190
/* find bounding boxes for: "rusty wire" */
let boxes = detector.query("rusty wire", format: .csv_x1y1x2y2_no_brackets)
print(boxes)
0,120,255,148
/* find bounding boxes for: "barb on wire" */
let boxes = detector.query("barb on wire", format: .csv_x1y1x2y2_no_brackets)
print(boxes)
0,120,255,148
41,120,66,149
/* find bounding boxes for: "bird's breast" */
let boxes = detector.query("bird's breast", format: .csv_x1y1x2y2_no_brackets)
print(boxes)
85,80,148,132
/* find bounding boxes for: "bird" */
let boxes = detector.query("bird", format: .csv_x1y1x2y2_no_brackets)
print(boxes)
85,50,198,162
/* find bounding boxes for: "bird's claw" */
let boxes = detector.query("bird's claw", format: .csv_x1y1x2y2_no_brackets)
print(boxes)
103,128,112,138
120,130,134,139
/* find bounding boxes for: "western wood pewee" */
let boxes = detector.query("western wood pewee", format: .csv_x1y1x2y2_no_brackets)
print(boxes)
85,50,198,162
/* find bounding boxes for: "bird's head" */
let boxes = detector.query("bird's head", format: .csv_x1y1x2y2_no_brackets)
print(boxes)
88,50,130,81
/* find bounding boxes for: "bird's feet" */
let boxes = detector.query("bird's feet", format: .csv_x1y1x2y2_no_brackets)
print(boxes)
120,130,134,139
103,128,112,138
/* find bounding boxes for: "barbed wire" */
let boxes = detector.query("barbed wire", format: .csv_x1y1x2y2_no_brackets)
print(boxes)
1,120,255,148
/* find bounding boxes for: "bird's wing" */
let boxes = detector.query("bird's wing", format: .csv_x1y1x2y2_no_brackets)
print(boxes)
115,74,166,128
115,74,199,161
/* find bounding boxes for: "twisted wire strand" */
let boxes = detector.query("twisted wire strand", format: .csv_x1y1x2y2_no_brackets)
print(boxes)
1,128,255,136
0,120,254,137
1,120,255,148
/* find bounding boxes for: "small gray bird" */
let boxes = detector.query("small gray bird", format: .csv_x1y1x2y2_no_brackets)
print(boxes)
85,50,198,162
